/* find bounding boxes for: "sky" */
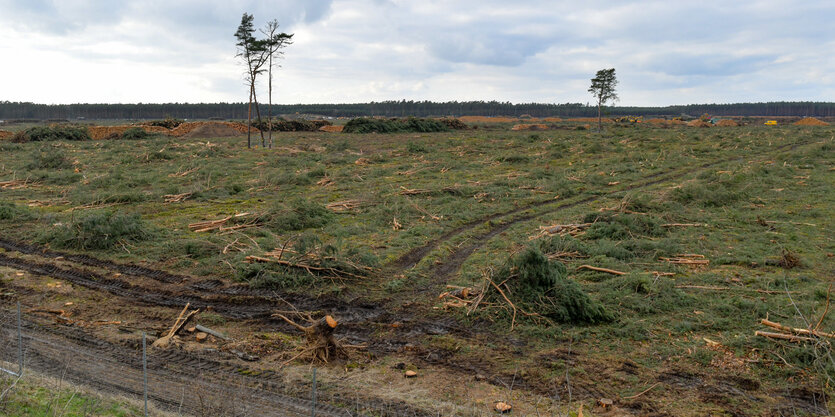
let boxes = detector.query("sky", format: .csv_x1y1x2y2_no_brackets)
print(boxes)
0,0,833,106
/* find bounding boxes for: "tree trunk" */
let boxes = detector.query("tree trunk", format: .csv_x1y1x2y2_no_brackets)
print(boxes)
253,87,266,147
247,84,253,148
597,100,602,133
268,52,273,149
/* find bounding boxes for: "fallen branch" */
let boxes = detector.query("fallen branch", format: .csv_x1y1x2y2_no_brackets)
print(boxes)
622,382,660,400
755,331,815,343
325,200,363,212
163,192,193,203
675,285,729,291
399,186,432,195
152,303,199,348
760,318,835,339
661,223,707,227
245,256,367,280
576,265,626,276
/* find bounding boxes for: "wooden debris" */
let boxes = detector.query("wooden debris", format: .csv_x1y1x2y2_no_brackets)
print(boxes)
273,313,356,363
661,223,707,227
392,217,402,230
760,318,835,339
168,167,198,177
195,324,229,340
598,398,614,409
152,303,199,348
0,179,32,189
246,255,367,280
195,332,208,342
316,176,334,187
399,186,432,195
404,370,417,378
577,265,626,275
325,200,363,212
675,285,729,291
755,331,815,343
188,213,252,233
661,254,710,266
495,402,512,413
622,382,660,400
163,192,193,203
530,223,591,240
407,199,441,221
546,251,586,260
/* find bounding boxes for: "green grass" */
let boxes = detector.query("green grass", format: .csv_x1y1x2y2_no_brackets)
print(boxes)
0,375,143,416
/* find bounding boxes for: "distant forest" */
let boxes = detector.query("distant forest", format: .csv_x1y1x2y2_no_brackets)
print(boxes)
2,100,834,120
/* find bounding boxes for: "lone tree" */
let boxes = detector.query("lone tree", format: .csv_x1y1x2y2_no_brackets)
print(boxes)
235,13,269,148
588,68,618,132
261,20,293,149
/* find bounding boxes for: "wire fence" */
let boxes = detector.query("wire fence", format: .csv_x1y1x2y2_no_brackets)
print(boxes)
0,303,460,417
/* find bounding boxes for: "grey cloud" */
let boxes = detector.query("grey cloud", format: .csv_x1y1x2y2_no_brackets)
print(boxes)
648,53,776,77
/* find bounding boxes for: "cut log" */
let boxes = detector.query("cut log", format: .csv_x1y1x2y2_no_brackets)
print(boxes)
404,370,417,378
195,332,208,342
495,402,512,413
194,324,229,340
576,265,627,275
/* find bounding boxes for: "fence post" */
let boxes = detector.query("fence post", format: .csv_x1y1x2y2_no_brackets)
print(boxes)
311,367,317,417
143,332,148,417
16,302,22,376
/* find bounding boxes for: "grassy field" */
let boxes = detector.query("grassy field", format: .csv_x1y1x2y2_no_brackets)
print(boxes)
0,121,833,415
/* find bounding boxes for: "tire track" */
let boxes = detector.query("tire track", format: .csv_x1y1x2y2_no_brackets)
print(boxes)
422,139,812,285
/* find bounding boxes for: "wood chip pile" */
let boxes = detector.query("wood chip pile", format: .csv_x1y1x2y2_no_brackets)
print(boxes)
686,120,712,128
715,119,739,127
319,125,344,132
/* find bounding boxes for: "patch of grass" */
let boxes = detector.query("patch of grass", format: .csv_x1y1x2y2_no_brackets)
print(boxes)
39,210,156,250
27,147,72,170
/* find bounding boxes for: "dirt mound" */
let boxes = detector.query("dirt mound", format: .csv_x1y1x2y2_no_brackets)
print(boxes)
88,125,170,140
182,123,246,138
793,117,829,126
170,121,257,137
565,117,613,123
511,123,549,131
0,130,13,139
715,119,739,127
687,120,712,128
319,125,344,133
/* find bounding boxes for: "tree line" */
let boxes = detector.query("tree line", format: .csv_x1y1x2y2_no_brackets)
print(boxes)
2,100,835,121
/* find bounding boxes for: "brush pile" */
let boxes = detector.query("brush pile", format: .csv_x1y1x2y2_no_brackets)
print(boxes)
343,117,461,133
252,119,332,132
472,247,613,329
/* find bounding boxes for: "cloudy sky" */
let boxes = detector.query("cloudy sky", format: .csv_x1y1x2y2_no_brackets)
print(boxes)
0,0,833,106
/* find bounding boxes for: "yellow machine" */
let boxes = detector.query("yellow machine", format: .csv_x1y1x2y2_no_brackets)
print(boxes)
764,120,777,126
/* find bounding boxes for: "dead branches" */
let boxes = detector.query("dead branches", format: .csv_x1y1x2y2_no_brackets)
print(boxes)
326,200,363,212
399,186,432,195
188,213,253,233
0,179,32,189
661,223,707,228
531,223,592,240
245,255,369,281
661,254,710,267
163,192,193,203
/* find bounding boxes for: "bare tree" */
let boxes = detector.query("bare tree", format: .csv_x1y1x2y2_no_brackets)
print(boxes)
261,20,293,149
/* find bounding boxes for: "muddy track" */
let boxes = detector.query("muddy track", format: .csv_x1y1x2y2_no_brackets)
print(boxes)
0,238,186,284
0,313,385,417
419,139,813,285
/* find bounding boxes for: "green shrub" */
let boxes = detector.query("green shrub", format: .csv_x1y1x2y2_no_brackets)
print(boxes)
40,211,155,250
263,198,333,232
19,125,90,142
27,147,72,169
343,117,450,134
146,117,183,129
583,213,664,240
491,247,613,324
0,201,34,221
121,127,152,140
